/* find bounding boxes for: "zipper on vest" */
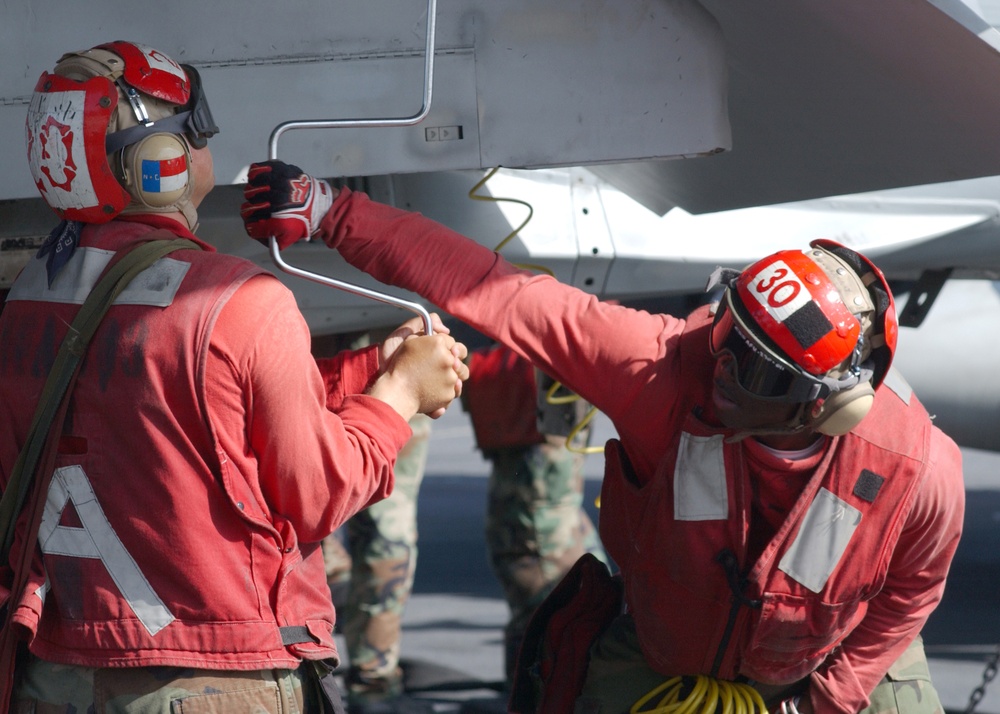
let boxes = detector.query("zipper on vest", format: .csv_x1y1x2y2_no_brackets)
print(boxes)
711,548,762,677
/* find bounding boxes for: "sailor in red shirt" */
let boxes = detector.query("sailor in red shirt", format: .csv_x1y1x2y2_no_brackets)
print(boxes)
0,44,468,713
241,161,964,714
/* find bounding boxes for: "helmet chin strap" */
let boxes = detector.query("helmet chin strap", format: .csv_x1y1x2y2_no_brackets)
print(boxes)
179,202,199,232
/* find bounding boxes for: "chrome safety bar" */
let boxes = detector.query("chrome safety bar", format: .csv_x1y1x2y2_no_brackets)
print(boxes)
267,0,438,334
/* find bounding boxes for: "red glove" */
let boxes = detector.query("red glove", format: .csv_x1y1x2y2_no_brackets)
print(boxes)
241,160,335,249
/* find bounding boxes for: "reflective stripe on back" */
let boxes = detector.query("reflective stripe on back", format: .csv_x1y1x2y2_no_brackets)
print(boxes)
8,247,190,307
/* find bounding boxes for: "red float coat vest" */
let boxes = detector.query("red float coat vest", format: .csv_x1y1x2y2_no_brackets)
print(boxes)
0,219,403,671
600,309,938,684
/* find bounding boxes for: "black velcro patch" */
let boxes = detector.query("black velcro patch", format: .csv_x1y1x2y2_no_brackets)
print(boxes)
853,469,885,503
783,300,834,349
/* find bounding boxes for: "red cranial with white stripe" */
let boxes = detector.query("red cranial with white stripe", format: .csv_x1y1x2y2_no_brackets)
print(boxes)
100,41,190,106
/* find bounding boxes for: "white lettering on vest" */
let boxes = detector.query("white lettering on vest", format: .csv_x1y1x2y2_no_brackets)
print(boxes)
778,487,861,593
39,465,175,636
674,432,728,520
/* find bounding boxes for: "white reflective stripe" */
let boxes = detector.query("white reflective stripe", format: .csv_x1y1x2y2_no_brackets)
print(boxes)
9,249,114,304
882,366,913,406
778,487,861,593
674,432,728,521
7,247,190,307
39,465,175,636
114,255,190,306
33,579,49,605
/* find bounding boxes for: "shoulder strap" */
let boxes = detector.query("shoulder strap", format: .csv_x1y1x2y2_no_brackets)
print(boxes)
0,237,200,560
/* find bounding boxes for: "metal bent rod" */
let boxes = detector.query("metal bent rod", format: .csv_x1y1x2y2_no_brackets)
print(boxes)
267,0,438,335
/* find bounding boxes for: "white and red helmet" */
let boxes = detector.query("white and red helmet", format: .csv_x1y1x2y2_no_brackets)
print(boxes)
25,41,218,226
710,239,897,403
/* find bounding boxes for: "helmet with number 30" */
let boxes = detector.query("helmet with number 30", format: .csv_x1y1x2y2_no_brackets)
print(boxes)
25,41,218,228
710,239,897,435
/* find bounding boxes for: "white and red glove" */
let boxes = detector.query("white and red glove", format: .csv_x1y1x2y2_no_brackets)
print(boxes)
241,160,335,249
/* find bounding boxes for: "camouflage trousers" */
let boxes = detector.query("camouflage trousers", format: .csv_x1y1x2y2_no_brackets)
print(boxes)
321,414,431,696
323,417,608,692
484,431,609,680
12,655,325,713
574,613,943,714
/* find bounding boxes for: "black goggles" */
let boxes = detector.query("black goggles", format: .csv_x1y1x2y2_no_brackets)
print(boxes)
105,64,220,154
709,296,839,403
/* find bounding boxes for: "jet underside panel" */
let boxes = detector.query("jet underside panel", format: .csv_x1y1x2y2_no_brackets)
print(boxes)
594,0,1000,214
0,0,729,201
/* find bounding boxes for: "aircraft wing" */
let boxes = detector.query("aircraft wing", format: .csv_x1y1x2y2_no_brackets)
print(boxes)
3,0,1000,215
601,179,1000,298
592,0,1000,214
4,0,1000,341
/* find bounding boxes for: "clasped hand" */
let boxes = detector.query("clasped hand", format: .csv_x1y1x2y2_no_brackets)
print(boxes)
371,313,469,420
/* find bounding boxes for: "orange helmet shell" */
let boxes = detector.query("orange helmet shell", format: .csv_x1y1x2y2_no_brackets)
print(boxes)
734,248,861,375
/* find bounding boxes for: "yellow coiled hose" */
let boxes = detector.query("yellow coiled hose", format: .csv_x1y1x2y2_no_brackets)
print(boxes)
630,675,769,714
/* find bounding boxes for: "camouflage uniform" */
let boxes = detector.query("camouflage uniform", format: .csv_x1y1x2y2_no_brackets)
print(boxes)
322,414,431,700
324,338,609,699
13,654,321,713
485,431,607,681
481,368,609,681
575,613,942,714
864,637,944,714
314,329,432,702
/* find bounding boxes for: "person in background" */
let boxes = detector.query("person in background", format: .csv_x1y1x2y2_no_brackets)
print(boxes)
464,343,608,684
322,335,607,713
313,328,432,712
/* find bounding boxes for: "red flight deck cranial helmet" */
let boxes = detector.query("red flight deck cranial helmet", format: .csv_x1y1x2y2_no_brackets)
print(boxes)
25,41,218,228
710,239,898,434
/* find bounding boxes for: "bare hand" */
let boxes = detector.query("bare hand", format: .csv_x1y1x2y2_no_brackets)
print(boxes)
379,312,450,367
370,331,469,420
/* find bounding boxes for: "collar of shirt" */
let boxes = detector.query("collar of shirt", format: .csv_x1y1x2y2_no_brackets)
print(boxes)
117,214,216,252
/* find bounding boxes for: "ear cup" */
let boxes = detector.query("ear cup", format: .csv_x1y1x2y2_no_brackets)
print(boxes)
120,132,192,209
811,382,875,436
